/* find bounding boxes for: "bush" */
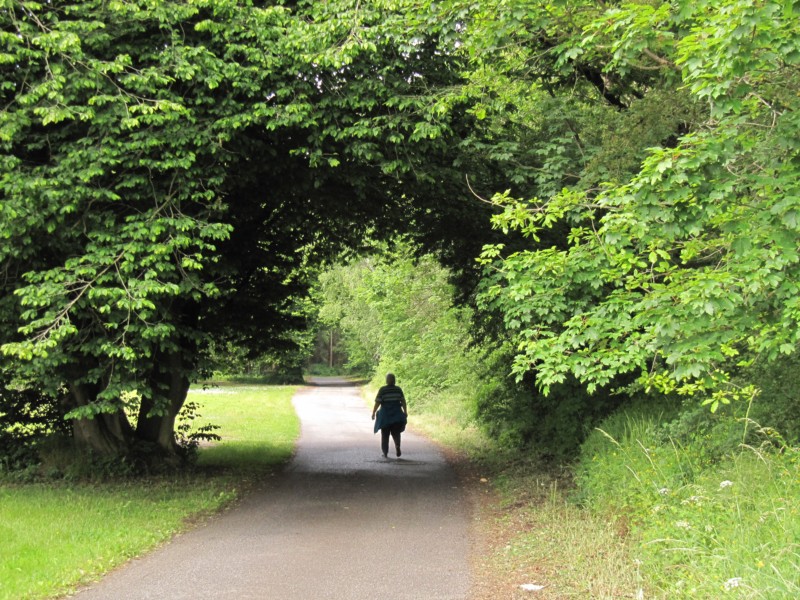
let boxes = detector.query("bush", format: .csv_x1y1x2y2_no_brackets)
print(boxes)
746,354,800,445
474,344,635,459
0,384,69,473
2,391,220,482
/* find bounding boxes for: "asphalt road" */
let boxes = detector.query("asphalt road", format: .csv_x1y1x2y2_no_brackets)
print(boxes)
71,378,471,599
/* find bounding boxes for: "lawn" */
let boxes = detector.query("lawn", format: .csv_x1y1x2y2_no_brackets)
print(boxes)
0,384,299,600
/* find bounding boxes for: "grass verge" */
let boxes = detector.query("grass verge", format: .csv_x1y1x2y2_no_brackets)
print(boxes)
0,384,299,600
192,383,299,474
411,384,800,599
404,391,643,599
577,411,800,599
453,457,645,599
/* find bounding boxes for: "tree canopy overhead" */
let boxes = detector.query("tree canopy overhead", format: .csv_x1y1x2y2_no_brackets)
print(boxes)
470,0,800,408
0,0,492,458
2,0,799,465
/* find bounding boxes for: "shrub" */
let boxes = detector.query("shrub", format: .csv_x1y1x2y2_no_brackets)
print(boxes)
0,384,69,473
475,344,635,459
746,354,800,445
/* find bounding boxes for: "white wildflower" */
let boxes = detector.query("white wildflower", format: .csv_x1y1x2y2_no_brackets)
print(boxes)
682,495,703,506
675,520,691,530
724,577,742,590
658,487,669,495
719,480,734,489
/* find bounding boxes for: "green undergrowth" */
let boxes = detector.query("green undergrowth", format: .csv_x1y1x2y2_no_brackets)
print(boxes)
372,378,800,598
404,382,795,598
0,384,299,600
576,404,800,599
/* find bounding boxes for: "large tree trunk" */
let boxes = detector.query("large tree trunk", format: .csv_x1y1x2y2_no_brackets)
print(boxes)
136,349,190,455
70,382,132,456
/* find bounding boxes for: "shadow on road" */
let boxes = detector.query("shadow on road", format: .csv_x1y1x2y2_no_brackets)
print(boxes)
304,376,369,387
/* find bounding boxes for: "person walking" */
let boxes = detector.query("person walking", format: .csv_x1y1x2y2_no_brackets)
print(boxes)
371,373,408,458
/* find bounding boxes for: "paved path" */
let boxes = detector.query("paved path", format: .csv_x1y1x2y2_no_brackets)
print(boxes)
73,379,471,599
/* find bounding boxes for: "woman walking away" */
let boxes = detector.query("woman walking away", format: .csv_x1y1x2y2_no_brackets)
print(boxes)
371,373,408,458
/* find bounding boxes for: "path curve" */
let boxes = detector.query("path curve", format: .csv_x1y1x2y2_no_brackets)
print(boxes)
72,379,471,599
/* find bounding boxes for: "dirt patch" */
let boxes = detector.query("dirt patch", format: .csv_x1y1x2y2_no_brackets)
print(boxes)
459,467,561,600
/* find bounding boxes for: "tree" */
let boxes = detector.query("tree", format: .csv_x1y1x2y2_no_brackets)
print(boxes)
474,1,800,410
0,0,499,462
1,0,248,457
315,259,383,374
314,244,481,403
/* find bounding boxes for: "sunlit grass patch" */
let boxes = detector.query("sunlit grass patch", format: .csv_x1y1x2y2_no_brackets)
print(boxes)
0,479,235,600
0,384,299,600
190,384,299,471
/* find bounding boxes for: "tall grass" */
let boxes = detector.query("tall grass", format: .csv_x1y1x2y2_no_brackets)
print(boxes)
412,379,799,598
0,384,299,600
576,411,800,598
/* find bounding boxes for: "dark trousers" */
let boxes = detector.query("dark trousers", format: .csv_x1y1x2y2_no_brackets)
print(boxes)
381,423,403,456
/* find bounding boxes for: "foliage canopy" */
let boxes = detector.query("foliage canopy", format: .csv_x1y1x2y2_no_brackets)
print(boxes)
0,0,488,459
472,0,800,409
2,0,800,465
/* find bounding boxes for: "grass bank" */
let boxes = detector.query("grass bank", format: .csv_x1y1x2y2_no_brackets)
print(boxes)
577,409,800,599
0,384,299,600
412,388,799,599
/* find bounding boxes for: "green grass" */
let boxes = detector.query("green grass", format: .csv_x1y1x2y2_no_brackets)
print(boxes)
415,387,800,598
638,449,800,598
191,384,299,471
0,480,235,600
0,384,299,600
484,496,644,599
576,411,800,599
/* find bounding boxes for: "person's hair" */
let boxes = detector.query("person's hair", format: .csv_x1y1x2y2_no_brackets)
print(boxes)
386,373,396,386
